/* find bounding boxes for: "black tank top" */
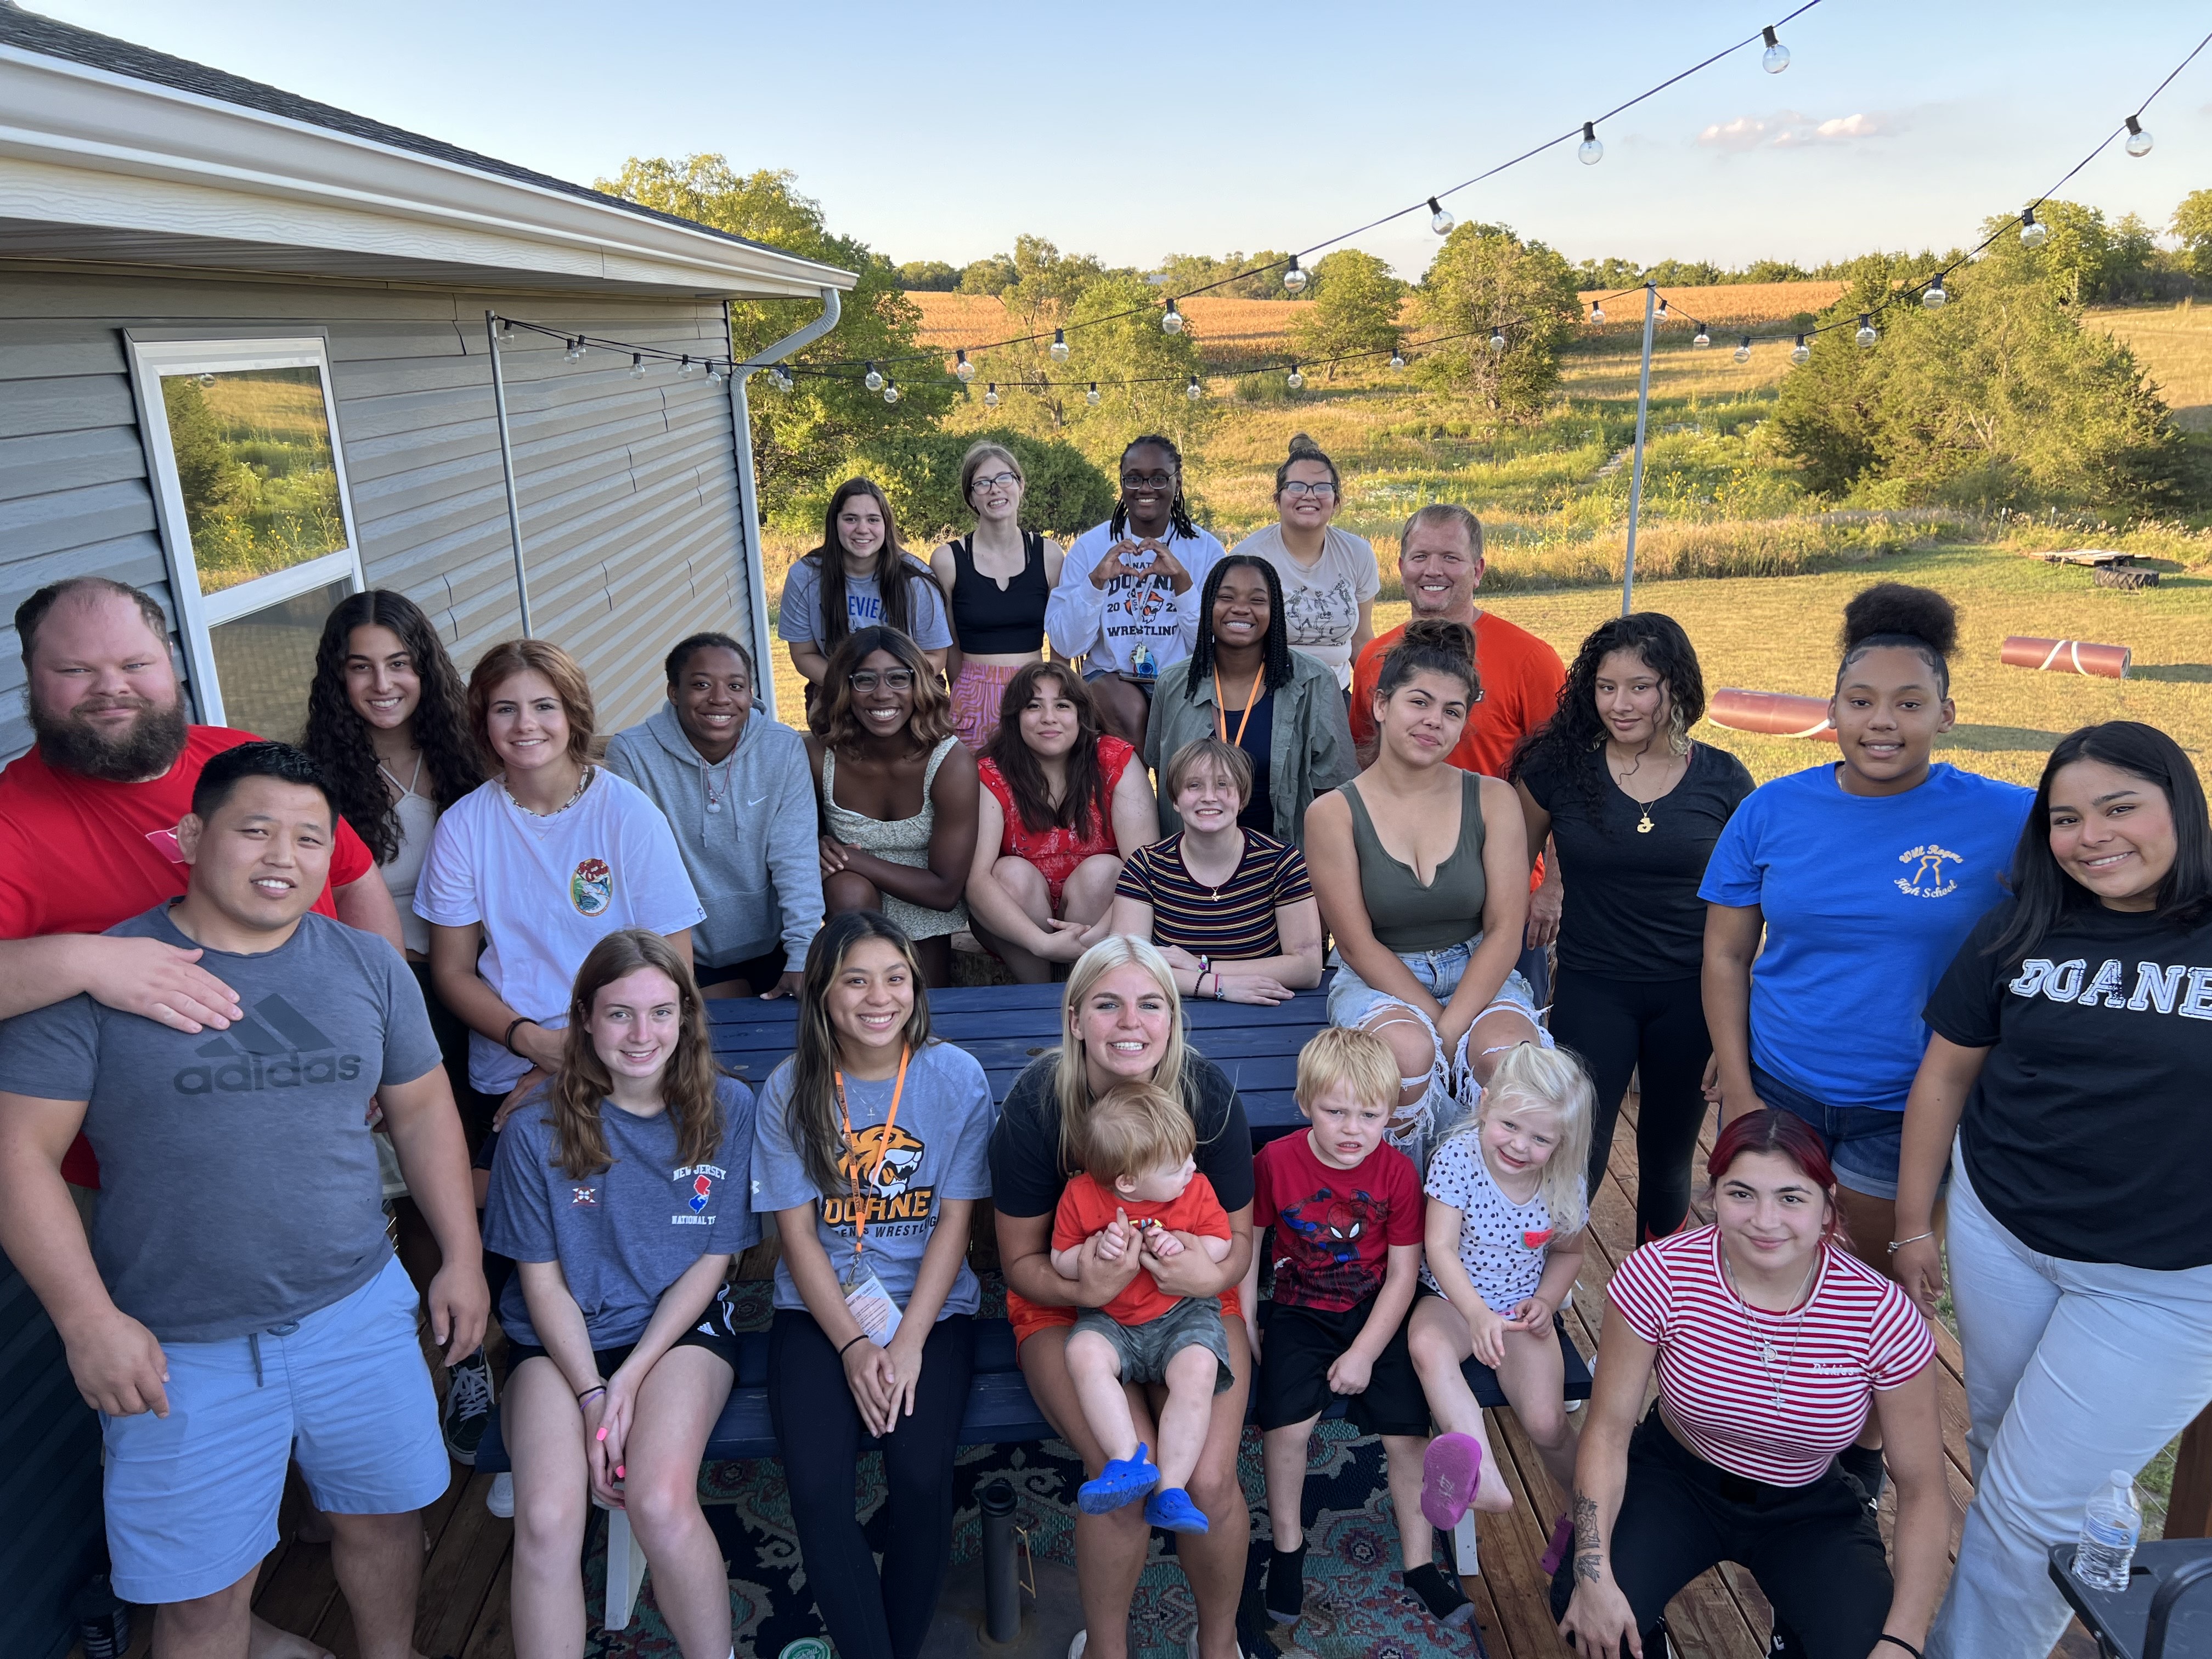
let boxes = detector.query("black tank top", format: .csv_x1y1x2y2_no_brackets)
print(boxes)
949,532,1048,654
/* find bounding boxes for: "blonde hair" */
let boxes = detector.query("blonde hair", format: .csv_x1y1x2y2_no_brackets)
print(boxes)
1295,1027,1398,1119
1053,935,1189,1179
1455,1043,1594,1234
1079,1082,1195,1186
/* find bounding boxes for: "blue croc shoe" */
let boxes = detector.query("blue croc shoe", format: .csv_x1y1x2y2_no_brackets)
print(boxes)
1079,1443,1161,1514
1143,1485,1210,1533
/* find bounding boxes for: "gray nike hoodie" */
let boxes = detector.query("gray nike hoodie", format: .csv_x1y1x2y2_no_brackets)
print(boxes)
603,702,823,970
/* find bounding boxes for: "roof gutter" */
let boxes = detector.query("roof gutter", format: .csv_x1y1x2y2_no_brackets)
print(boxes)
728,285,842,724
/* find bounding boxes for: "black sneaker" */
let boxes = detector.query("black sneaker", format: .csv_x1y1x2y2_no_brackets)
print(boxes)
442,1345,494,1464
1264,1544,1305,1624
1402,1562,1474,1629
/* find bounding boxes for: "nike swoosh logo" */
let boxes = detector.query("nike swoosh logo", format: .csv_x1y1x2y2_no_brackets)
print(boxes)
747,795,768,806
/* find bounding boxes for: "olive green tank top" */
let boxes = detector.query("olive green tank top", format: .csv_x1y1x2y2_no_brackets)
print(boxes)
1340,772,1488,953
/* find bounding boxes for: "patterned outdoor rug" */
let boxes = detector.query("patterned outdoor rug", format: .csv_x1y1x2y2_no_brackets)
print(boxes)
576,1281,1488,1659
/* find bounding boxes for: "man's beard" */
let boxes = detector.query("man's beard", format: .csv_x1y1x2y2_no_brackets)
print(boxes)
31,693,189,782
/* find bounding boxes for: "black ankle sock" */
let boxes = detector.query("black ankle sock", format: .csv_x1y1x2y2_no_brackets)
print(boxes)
1837,1443,1887,1505
1265,1542,1306,1620
1403,1561,1468,1621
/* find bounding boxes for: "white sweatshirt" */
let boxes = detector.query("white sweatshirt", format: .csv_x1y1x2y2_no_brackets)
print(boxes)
1045,520,1226,676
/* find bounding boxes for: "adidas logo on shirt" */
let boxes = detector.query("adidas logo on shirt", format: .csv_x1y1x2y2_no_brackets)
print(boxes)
172,994,365,1093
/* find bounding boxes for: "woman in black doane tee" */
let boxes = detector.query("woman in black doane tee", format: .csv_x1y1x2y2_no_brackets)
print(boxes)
1896,722,2212,1659
1510,614,1752,1240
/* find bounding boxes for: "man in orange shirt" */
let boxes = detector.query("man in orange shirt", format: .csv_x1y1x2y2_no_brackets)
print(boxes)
1348,505,1565,999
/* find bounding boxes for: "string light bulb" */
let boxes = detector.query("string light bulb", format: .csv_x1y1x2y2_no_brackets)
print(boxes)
2021,207,2048,250
1735,335,1752,363
1086,381,1101,406
2125,116,2153,158
678,355,693,377
1389,348,1406,371
1286,365,1304,390
1051,328,1070,363
1283,256,1307,294
1187,374,1203,401
1856,314,1878,347
1578,122,1604,165
883,376,900,404
1760,25,1790,74
1163,300,1184,334
493,319,516,345
984,382,1000,408
1791,334,1810,365
630,353,646,379
1692,324,1711,349
1656,297,1670,319
707,362,725,385
1428,196,1454,236
955,349,975,382
1922,278,1948,310
864,360,884,391
1590,300,1606,324
564,336,583,362
1488,327,1506,353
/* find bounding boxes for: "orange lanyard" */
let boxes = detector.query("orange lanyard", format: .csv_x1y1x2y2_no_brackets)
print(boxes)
833,1045,910,1254
1214,663,1267,748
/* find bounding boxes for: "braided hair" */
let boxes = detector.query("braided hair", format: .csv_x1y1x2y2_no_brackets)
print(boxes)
1508,612,1705,834
1108,434,1200,541
1184,554,1294,698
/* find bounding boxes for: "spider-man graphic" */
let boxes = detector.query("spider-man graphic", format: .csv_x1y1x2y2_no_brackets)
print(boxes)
1272,1186,1385,1308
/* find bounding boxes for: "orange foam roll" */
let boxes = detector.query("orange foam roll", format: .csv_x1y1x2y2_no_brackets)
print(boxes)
2000,636,2130,679
1708,688,1837,741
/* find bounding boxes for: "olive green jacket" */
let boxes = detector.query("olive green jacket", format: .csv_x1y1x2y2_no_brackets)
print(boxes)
1143,650,1355,847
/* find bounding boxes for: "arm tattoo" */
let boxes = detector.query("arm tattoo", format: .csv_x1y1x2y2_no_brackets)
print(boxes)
1572,1492,1604,1583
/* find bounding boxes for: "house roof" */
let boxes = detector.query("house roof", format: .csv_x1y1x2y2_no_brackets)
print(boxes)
0,2,855,297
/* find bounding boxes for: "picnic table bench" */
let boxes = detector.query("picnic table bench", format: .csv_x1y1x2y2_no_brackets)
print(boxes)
474,976,1593,1631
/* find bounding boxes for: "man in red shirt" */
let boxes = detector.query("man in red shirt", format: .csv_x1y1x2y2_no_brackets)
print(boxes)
0,577,402,1186
1348,506,1566,1000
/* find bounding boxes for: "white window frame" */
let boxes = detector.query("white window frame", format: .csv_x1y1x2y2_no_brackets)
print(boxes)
123,335,364,726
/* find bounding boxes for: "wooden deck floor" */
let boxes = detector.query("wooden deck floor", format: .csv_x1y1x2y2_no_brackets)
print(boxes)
99,1093,2101,1659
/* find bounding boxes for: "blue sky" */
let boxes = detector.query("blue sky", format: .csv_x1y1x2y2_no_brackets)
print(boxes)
38,0,2212,278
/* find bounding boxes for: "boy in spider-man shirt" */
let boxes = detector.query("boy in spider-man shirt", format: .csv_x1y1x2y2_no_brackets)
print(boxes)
1244,1028,1454,1628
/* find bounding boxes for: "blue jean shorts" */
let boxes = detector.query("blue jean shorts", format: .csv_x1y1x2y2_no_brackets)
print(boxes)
1752,1065,1906,1200
100,1255,449,1604
1326,937,1541,1037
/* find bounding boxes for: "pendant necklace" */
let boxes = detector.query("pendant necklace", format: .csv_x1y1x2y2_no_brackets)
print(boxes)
703,754,735,814
1722,1245,1821,1412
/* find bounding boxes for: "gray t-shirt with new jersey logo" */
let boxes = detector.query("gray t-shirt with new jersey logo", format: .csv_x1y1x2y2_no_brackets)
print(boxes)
0,904,442,1342
483,1075,760,1350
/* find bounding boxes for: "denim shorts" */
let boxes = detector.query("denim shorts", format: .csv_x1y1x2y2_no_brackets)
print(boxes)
1325,937,1541,1037
1752,1065,1906,1200
100,1255,448,1604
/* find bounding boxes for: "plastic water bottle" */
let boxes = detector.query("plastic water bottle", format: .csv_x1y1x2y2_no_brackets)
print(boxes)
2074,1469,2142,1592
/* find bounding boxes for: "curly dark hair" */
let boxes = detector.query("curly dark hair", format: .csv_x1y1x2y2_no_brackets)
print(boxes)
1837,581,1957,698
1108,434,1200,540
981,661,1113,837
302,590,482,865
1184,554,1294,697
1509,612,1706,833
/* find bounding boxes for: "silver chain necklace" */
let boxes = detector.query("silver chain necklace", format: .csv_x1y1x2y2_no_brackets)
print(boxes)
504,764,592,819
1721,1244,1821,1412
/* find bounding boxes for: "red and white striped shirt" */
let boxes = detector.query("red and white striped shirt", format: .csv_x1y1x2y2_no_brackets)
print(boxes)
1607,1226,1934,1487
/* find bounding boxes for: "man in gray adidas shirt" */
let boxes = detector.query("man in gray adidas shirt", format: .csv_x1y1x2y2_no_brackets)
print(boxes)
0,741,484,1659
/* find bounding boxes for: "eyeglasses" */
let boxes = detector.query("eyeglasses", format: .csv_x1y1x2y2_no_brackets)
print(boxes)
1280,481,1338,499
847,669,916,692
971,471,1020,492
1121,471,1175,490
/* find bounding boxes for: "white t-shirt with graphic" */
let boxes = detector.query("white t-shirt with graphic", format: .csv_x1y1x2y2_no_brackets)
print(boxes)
416,771,705,1093
1234,522,1380,687
1046,521,1225,676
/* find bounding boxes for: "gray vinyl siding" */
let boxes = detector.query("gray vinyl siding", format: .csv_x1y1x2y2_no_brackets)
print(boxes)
0,269,757,759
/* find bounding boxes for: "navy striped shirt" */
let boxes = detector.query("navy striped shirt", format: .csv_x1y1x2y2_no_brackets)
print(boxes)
1115,831,1312,962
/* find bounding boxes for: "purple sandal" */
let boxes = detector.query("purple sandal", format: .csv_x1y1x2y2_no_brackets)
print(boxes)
1420,1432,1485,1533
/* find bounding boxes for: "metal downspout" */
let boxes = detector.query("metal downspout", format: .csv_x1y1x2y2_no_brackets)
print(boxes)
727,286,842,724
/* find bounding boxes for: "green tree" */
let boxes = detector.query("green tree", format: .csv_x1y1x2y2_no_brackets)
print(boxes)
2171,190,2212,281
896,259,960,291
1572,255,1644,290
595,155,952,516
1153,251,1299,300
1771,235,2183,507
981,272,1209,462
1645,258,1728,287
958,254,1018,295
1737,258,1810,283
1289,250,1404,378
1413,222,1581,419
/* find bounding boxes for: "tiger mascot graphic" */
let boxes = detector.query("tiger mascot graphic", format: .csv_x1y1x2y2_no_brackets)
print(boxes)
827,1122,934,1227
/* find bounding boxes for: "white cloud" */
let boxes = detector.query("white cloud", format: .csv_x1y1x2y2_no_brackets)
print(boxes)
1698,110,1894,151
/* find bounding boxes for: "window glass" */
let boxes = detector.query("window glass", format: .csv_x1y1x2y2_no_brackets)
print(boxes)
157,368,345,595
207,580,353,744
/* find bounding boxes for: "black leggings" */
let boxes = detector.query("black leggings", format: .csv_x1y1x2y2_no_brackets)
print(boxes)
767,1308,976,1659
1548,967,1711,1243
1551,1407,1893,1657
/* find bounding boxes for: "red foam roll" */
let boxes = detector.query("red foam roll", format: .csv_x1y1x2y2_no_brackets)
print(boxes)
1708,688,1837,741
2000,636,2131,679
